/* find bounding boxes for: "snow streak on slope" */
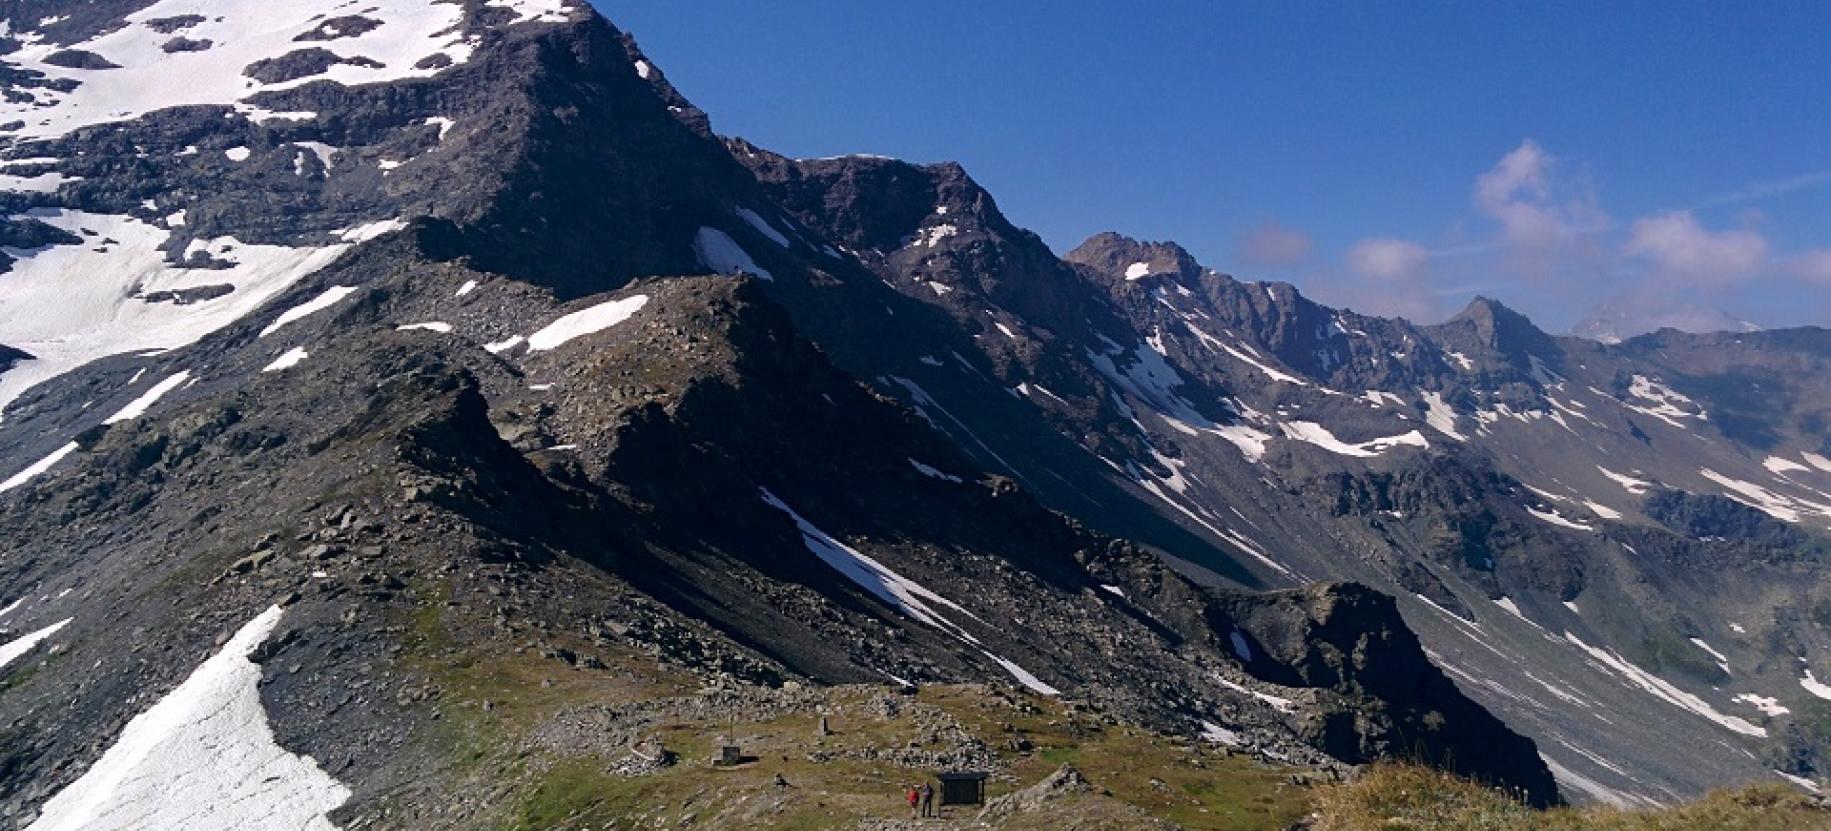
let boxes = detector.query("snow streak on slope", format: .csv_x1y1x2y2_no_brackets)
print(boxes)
26,606,350,831
0,442,78,493
104,371,191,424
735,207,790,247
1421,391,1466,441
1563,632,1764,737
1621,375,1707,427
0,618,71,668
760,489,984,641
259,287,360,338
759,489,1059,695
0,0,503,141
1699,469,1831,524
526,295,649,352
0,212,352,411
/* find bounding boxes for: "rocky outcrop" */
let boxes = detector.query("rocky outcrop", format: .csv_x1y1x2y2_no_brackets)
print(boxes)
1223,583,1559,806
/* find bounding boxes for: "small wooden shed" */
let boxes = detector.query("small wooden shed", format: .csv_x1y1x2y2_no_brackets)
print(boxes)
936,771,990,806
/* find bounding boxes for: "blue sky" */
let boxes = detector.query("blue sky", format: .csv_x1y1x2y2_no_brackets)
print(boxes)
595,2,1831,332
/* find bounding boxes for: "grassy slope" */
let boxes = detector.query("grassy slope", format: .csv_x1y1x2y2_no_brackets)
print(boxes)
386,592,1830,830
1311,764,1831,831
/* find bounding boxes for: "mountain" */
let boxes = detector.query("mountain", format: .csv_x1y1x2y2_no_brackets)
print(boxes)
0,0,1828,827
1571,298,1763,344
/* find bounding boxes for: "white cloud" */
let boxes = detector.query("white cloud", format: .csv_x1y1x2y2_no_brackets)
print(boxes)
1695,170,1831,209
1624,211,1768,282
1347,238,1430,280
1785,249,1831,284
1474,139,1607,247
1237,221,1314,268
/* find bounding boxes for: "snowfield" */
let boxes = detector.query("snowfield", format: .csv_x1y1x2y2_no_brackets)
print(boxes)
26,606,350,831
0,212,354,412
0,0,567,141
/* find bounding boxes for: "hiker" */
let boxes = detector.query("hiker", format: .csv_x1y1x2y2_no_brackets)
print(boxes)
905,784,920,818
920,781,936,817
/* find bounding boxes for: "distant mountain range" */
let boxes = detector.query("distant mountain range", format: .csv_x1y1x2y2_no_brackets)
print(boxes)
1570,298,1762,344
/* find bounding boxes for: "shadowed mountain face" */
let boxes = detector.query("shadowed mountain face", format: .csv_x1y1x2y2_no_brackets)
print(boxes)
0,0,1826,823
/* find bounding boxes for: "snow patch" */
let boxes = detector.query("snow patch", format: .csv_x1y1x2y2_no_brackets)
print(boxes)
760,489,985,643
483,335,524,354
484,0,574,25
1597,466,1652,495
1802,671,1831,701
396,322,452,334
1541,754,1641,809
0,211,353,411
735,207,790,248
0,0,480,141
693,227,772,281
1278,421,1428,458
908,459,962,483
262,348,308,373
982,652,1060,696
1216,677,1295,712
1690,638,1730,674
0,618,70,669
916,224,959,248
105,371,190,423
0,442,79,493
1735,693,1788,717
1777,771,1823,795
1200,721,1241,746
1529,507,1594,531
1124,262,1151,280
1766,456,1810,474
424,116,455,141
526,295,649,352
1584,500,1623,520
1622,374,1708,427
759,488,1060,696
1700,469,1831,524
25,606,350,831
259,286,358,337
1421,391,1466,441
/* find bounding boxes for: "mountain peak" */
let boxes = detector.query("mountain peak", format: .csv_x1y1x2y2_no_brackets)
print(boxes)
1442,296,1562,366
1064,232,1202,285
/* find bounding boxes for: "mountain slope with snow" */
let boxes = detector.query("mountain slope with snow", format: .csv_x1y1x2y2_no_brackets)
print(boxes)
0,0,1828,822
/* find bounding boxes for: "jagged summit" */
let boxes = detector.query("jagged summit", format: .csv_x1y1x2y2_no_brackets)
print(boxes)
1065,231,1205,286
1440,295,1562,365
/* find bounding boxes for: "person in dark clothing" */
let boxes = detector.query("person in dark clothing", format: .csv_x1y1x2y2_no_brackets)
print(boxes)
920,781,936,817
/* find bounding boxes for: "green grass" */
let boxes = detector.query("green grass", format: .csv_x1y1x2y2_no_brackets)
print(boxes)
1311,763,1831,831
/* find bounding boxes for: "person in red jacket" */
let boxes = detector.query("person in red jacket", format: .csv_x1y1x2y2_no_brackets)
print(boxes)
905,784,920,818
